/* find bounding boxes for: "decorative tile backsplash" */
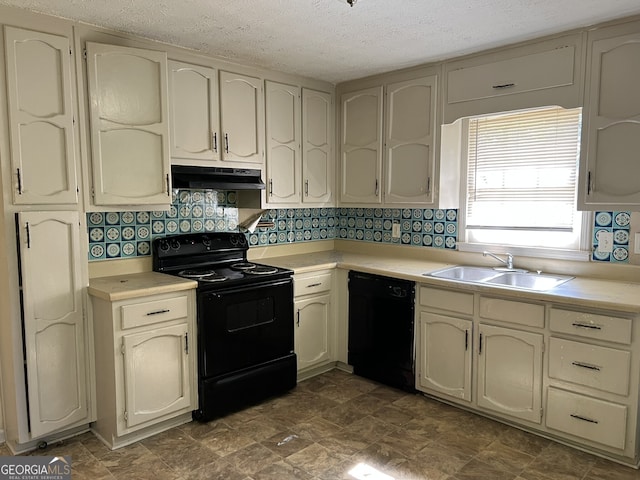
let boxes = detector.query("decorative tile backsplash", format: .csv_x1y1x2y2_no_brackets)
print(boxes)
87,190,631,265
592,211,631,263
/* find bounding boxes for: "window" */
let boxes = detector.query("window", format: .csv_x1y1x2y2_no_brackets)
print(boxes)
460,106,589,257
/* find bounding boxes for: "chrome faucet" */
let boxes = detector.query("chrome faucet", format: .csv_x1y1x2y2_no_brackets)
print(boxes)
483,251,514,270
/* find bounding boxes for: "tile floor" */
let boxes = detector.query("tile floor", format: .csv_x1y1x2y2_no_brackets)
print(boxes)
1,369,639,479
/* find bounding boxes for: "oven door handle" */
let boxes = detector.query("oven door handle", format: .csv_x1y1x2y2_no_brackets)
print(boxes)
205,278,292,298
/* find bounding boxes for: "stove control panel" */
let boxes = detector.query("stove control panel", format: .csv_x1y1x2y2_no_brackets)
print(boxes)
153,232,248,259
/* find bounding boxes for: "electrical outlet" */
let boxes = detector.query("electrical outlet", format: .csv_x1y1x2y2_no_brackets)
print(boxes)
598,231,613,253
392,222,401,238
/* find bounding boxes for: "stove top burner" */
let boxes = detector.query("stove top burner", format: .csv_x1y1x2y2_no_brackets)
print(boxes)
199,273,228,283
231,262,257,271
244,266,279,275
179,269,217,278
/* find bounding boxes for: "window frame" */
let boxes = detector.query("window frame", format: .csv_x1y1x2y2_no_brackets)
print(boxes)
455,112,592,262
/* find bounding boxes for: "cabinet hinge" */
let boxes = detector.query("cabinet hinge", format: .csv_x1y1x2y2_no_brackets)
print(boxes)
83,49,87,60
69,48,72,56
123,411,128,421
542,341,545,353
540,407,544,419
72,116,76,126
120,341,125,355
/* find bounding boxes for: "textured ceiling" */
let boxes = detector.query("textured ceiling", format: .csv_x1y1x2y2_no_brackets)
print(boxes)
2,0,640,84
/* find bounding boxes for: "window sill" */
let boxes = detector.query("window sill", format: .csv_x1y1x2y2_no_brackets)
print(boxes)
457,242,591,262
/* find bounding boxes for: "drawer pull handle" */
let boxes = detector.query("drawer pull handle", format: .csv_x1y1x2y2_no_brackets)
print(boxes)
306,283,322,288
572,361,601,371
571,322,602,330
146,309,170,316
492,82,515,89
570,414,599,424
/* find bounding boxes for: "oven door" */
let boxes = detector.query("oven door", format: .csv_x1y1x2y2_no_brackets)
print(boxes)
198,278,294,378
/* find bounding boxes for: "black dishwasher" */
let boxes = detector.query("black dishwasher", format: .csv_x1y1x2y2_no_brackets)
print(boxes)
348,271,416,392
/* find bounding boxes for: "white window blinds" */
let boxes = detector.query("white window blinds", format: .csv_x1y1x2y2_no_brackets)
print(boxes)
467,106,582,231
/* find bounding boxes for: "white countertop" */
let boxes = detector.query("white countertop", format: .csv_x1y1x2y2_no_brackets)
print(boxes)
88,271,197,301
262,251,640,314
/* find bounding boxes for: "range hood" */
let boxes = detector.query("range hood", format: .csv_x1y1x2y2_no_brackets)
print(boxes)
171,165,266,190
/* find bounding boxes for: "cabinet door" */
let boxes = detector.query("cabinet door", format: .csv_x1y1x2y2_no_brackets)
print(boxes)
302,89,333,204
580,31,640,209
340,86,383,204
219,71,264,163
168,60,219,162
477,324,543,424
4,26,78,205
122,323,191,428
385,76,437,204
417,312,472,401
265,81,301,204
295,294,332,371
86,42,171,206
17,211,88,438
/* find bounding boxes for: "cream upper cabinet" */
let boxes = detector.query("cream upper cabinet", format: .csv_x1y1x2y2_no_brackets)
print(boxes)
443,34,583,124
384,76,437,204
86,42,171,207
17,211,89,438
168,60,219,163
302,88,333,205
4,26,78,205
219,70,264,164
477,323,543,424
265,81,301,204
417,312,472,401
578,23,640,210
340,86,383,204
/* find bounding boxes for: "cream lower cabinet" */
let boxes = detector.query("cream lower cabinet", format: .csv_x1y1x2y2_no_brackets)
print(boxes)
546,307,637,457
90,287,197,449
417,282,640,465
294,271,335,375
417,312,472,401
477,324,543,423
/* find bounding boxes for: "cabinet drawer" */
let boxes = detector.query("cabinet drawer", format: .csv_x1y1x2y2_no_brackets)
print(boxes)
549,308,632,345
479,297,544,328
546,387,627,450
294,272,333,297
549,337,631,396
447,46,575,104
420,286,473,315
120,295,188,329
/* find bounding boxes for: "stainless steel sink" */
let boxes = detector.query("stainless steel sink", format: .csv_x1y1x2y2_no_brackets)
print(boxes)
425,266,573,291
427,266,500,282
486,271,573,290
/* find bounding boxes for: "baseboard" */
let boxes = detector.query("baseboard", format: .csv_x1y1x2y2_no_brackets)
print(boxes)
0,429,5,444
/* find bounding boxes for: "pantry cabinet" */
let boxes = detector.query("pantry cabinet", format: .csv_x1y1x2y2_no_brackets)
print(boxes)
168,60,219,163
89,279,197,449
265,81,301,204
293,271,335,376
219,70,264,164
17,211,90,438
578,22,640,210
86,42,171,207
4,26,79,205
